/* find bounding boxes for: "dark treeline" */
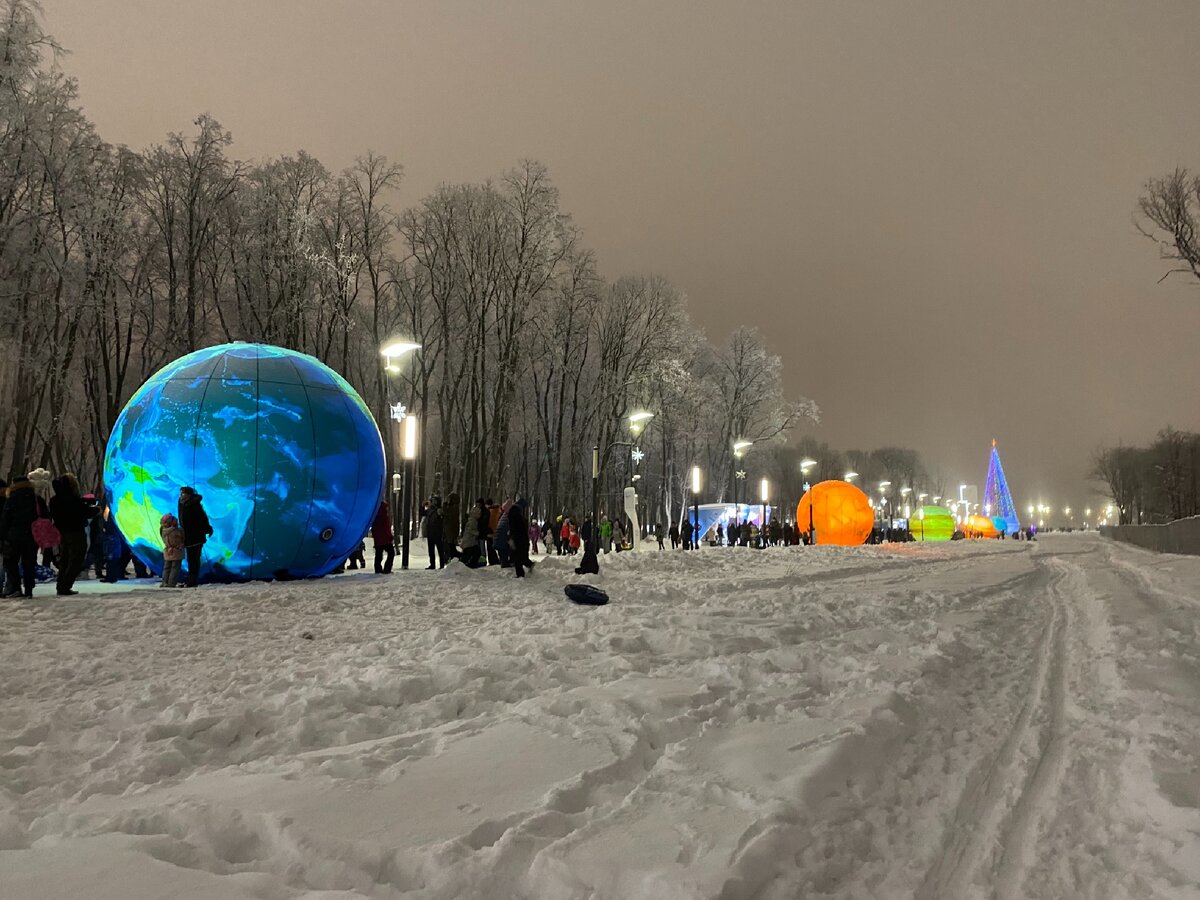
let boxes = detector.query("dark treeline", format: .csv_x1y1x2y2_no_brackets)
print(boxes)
0,2,817,526
1091,427,1200,525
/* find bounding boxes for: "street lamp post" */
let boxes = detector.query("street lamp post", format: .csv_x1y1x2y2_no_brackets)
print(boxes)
733,440,753,523
592,445,600,555
380,339,421,547
801,458,817,543
691,465,702,550
760,478,769,548
400,414,418,569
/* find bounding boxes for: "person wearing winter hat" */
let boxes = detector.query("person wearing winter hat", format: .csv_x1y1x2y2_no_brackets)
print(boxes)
49,474,89,596
159,513,185,587
177,486,213,587
370,499,394,574
1,477,41,597
507,497,536,578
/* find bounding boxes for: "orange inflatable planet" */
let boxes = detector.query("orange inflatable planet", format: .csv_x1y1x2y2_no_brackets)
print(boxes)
796,480,874,546
962,514,998,538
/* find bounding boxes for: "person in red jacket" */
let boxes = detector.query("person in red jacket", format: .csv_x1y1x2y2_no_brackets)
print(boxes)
371,500,394,574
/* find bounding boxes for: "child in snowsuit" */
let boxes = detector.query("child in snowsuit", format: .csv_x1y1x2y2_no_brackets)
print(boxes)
159,513,185,588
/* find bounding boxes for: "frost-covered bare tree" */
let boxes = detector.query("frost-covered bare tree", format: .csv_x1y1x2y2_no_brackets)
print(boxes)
1137,168,1200,286
0,4,820,512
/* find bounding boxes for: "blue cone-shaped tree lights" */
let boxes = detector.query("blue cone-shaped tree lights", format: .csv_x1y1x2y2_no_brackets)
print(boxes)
983,440,1020,535
103,343,385,582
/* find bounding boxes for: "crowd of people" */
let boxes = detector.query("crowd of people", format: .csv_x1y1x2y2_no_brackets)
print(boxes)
0,472,215,598
5,468,1032,599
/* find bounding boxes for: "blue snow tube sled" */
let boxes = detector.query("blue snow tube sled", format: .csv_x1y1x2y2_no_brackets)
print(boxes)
564,584,609,606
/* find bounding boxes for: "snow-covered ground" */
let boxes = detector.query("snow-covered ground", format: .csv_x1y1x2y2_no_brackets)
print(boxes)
1,533,1198,899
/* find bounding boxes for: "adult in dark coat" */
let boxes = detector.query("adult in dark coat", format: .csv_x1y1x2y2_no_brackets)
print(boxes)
442,492,461,561
1,477,41,597
424,496,445,570
178,486,213,587
460,498,488,568
507,498,536,578
0,478,6,594
49,474,90,595
371,500,394,573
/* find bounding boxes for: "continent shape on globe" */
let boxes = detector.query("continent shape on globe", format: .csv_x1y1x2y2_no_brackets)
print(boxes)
104,343,386,582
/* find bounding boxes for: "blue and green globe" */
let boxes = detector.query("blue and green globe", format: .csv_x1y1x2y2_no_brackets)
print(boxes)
103,343,386,582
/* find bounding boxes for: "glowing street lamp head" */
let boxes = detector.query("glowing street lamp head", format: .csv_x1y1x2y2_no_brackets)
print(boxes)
844,471,858,482
918,492,927,501
733,439,753,456
380,340,421,358
400,415,420,460
760,478,769,503
628,410,654,435
691,465,702,494
800,458,818,472
879,481,891,491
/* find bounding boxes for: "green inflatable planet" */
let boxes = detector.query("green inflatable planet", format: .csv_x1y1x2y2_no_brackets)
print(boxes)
911,505,955,542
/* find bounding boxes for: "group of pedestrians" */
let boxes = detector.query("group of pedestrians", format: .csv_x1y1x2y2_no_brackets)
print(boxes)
0,473,215,598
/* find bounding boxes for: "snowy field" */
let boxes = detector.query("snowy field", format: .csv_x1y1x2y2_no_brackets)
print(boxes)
1,533,1198,899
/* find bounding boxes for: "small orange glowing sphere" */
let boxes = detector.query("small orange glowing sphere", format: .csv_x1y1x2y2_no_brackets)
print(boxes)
796,480,874,546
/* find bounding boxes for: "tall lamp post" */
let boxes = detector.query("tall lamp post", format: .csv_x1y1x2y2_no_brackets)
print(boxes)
691,465,702,550
801,458,817,543
627,411,655,546
380,339,421,545
760,477,769,548
400,414,418,569
734,440,753,520
879,481,891,535
591,445,600,555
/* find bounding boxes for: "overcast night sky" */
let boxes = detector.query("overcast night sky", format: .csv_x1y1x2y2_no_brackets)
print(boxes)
43,0,1200,515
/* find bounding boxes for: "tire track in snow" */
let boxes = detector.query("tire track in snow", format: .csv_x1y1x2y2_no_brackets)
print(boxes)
916,556,1068,900
992,557,1073,900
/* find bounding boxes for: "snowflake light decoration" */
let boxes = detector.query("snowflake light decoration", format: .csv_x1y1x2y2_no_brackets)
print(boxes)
389,402,407,422
631,447,645,464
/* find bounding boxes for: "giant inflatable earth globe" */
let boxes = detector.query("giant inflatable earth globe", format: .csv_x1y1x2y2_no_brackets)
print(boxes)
103,343,386,582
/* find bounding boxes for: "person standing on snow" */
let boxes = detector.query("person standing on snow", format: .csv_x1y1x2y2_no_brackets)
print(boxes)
371,500,394,573
49,474,90,596
442,492,461,562
177,486,213,587
494,499,513,567
1,476,41,598
159,513,185,587
507,497,536,578
460,498,488,568
424,495,445,570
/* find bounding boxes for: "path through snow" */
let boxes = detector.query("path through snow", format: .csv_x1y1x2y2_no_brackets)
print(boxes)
0,534,1197,898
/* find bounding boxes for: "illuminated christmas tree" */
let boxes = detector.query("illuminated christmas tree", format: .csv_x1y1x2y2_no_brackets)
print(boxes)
983,440,1020,534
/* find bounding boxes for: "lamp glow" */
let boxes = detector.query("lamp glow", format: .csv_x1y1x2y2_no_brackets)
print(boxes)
691,465,702,494
402,415,418,460
380,340,421,358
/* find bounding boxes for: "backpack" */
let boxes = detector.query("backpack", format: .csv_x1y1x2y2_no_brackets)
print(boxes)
32,500,61,550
